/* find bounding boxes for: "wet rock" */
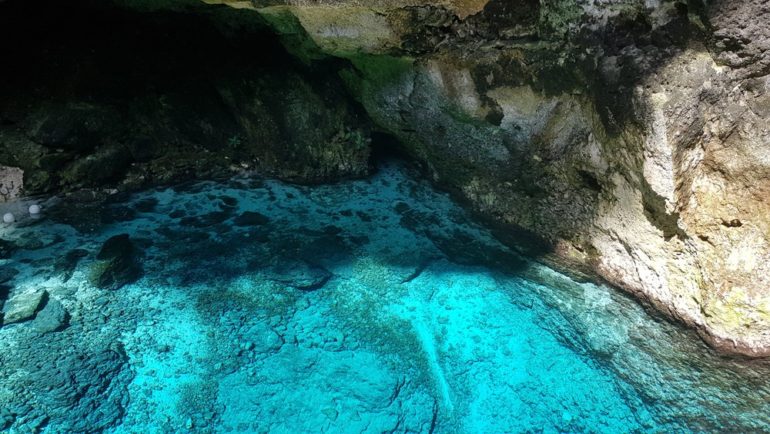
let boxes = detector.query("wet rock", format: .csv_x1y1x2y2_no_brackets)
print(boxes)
2,288,47,325
59,144,133,187
11,342,133,433
28,103,121,152
233,211,270,227
89,234,143,290
31,298,69,333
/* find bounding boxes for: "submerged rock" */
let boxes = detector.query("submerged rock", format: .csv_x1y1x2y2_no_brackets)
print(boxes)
0,285,10,303
2,341,133,433
233,211,270,227
13,230,63,250
31,298,69,333
89,234,143,290
2,288,46,325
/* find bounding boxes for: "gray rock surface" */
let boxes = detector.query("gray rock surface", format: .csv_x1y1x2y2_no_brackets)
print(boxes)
2,289,46,325
89,234,143,290
31,298,69,333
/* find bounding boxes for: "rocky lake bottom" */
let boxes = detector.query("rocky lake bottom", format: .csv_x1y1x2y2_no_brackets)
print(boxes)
1,161,770,433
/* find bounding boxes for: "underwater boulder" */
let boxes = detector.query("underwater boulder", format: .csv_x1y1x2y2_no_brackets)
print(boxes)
31,298,69,333
88,234,143,290
2,288,47,325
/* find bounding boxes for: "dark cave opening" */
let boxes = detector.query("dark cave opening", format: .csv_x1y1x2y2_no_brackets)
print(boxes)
0,0,294,113
0,0,375,192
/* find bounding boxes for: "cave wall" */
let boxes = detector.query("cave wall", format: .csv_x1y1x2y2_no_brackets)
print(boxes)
198,0,770,356
2,0,770,356
0,0,372,195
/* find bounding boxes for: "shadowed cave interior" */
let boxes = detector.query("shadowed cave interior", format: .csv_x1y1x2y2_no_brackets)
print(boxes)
2,0,770,433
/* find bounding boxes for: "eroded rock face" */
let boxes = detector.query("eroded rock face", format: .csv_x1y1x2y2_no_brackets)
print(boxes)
0,166,23,202
0,0,372,194
1,0,769,356
195,0,770,356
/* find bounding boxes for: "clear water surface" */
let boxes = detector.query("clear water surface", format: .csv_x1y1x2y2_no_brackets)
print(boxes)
1,161,769,433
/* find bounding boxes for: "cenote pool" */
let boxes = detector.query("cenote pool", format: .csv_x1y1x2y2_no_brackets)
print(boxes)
1,161,769,433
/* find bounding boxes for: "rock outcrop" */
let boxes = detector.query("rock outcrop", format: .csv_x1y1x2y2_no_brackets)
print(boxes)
2,289,47,325
89,234,143,290
0,0,371,193
194,0,770,356
1,0,769,356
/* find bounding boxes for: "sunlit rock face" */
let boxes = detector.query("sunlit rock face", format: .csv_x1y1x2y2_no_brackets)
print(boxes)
191,0,770,355
1,0,769,355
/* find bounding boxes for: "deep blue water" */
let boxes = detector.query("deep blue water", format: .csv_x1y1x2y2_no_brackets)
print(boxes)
1,161,770,433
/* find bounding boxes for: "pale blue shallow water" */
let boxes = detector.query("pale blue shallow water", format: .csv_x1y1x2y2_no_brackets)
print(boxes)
1,161,770,433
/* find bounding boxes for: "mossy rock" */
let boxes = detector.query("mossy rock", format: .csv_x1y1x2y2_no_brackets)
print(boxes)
89,234,143,290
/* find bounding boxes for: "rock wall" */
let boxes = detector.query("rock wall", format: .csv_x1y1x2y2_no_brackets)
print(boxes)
198,0,770,356
0,166,23,202
1,0,769,356
0,0,372,193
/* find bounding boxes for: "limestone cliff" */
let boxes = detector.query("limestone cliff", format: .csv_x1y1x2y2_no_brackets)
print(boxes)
198,0,770,356
1,0,769,356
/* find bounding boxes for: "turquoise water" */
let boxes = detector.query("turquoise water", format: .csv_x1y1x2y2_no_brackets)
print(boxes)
2,161,770,433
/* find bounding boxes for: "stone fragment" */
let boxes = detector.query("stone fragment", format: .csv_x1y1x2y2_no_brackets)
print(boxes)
0,166,23,202
89,234,143,290
2,289,47,325
31,298,69,333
